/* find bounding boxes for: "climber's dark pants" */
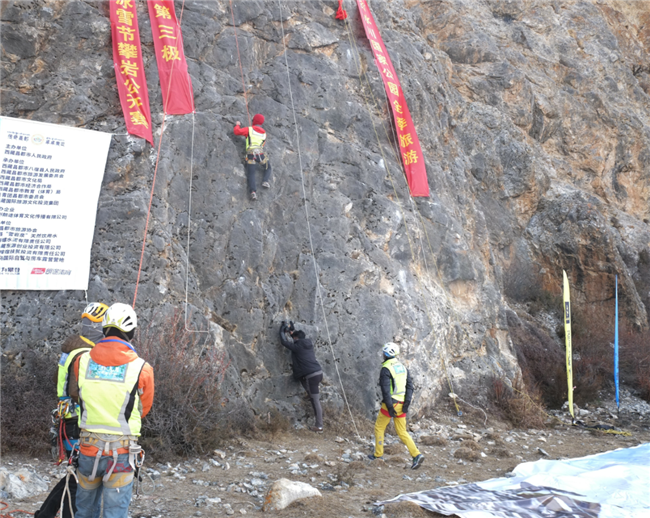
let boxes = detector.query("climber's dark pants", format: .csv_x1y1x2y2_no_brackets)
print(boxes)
246,159,272,194
300,371,323,429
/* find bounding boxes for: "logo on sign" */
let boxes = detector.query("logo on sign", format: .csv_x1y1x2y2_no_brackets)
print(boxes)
31,134,44,145
31,268,46,275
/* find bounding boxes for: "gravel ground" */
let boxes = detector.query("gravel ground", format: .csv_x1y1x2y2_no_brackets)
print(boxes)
2,394,649,518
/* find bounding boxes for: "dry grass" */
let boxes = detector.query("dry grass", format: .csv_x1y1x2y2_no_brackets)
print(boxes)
453,447,480,461
385,500,443,517
257,407,291,438
491,447,513,458
461,439,481,451
484,432,506,447
421,435,448,446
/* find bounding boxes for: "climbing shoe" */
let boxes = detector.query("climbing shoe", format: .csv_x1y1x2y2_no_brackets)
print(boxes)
262,181,270,189
310,426,324,433
367,454,383,461
411,454,424,470
250,191,257,201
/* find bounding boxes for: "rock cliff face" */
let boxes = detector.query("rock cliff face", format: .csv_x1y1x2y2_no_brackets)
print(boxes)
2,0,649,419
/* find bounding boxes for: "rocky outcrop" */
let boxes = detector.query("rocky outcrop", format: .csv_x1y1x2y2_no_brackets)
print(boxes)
1,0,649,420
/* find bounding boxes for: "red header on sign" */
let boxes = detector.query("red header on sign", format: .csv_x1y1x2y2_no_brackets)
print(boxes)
110,0,154,144
356,0,429,197
147,0,195,115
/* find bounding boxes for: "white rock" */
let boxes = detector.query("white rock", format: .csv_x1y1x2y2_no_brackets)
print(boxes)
214,449,226,459
263,478,322,511
5,469,48,499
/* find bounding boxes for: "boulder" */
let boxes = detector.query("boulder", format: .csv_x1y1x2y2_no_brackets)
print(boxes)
263,478,321,512
4,469,49,500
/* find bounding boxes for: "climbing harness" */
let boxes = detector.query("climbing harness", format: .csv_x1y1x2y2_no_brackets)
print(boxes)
78,432,142,483
52,400,78,465
276,0,361,439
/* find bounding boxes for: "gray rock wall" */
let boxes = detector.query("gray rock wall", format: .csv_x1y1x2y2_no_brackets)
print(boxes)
2,0,649,420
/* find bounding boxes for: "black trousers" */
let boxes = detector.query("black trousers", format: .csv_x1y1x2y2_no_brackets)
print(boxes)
246,160,272,193
300,372,323,429
35,475,76,518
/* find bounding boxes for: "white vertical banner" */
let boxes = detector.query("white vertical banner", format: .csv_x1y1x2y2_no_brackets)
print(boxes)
0,116,111,290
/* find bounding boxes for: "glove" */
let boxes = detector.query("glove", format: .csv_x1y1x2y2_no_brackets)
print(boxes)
401,403,410,414
387,406,397,418
289,321,295,332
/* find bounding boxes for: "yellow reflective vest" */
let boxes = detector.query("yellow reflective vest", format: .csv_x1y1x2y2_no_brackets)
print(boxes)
57,347,92,419
246,127,266,152
77,351,146,436
382,357,407,401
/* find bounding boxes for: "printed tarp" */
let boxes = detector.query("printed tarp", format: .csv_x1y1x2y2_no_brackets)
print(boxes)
380,444,650,518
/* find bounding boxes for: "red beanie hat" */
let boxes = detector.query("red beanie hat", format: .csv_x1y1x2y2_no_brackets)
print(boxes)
252,113,265,125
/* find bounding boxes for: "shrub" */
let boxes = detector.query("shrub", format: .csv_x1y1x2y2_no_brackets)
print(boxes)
507,312,566,408
1,350,57,455
619,324,650,403
489,375,546,429
136,310,243,458
256,407,291,437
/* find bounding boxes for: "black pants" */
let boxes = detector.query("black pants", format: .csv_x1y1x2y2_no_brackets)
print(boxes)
246,160,272,194
300,371,323,429
35,475,76,518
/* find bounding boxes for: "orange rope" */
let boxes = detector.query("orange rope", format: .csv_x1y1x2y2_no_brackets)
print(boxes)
228,0,251,127
0,501,34,518
133,0,189,308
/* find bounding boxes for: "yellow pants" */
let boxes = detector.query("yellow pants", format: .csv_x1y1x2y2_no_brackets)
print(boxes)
374,402,420,458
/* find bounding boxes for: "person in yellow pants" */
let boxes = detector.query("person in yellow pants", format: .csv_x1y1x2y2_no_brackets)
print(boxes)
369,342,424,470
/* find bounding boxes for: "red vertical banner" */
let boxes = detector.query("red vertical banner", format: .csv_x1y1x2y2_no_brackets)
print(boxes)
147,0,195,115
110,0,154,145
356,0,429,197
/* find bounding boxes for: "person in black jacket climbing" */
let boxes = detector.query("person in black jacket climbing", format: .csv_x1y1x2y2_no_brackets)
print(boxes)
279,321,324,432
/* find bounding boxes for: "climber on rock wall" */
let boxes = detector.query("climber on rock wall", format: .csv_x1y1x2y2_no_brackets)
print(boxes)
279,321,324,432
234,113,273,201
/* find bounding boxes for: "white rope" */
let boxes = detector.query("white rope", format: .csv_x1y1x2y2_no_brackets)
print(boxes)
277,0,361,439
183,111,209,333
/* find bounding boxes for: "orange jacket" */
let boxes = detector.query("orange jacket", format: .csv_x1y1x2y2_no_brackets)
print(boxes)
71,338,154,456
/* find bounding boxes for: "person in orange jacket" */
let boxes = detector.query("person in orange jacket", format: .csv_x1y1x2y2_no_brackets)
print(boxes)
69,303,154,518
234,113,273,201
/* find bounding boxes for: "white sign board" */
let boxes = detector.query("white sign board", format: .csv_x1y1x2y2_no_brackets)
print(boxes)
0,117,111,290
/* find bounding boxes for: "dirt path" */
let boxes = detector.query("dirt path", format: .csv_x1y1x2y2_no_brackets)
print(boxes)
3,405,649,518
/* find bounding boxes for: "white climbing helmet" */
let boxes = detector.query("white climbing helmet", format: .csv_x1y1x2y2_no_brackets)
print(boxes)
382,342,400,358
102,303,138,333
82,302,109,323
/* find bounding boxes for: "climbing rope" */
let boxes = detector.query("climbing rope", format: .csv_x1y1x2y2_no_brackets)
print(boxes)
276,0,362,439
0,502,33,518
133,0,190,309
228,0,251,127
183,111,209,332
340,3,462,415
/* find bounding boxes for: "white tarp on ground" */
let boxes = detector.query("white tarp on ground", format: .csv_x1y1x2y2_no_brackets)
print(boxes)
0,116,111,290
380,444,650,518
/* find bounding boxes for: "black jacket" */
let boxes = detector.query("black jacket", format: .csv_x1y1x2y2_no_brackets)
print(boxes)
279,328,322,380
379,361,414,413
